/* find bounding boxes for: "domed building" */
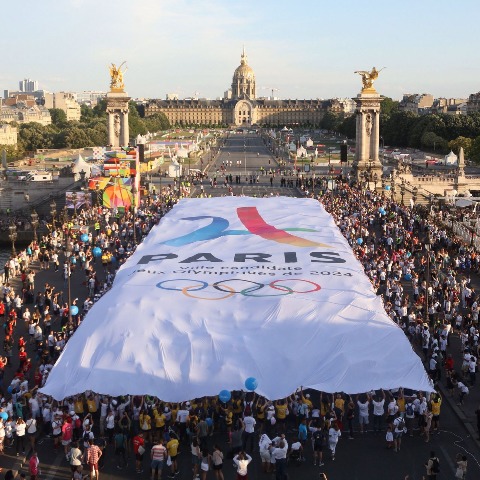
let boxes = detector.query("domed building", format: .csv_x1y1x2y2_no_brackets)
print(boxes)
144,49,348,127
231,47,256,100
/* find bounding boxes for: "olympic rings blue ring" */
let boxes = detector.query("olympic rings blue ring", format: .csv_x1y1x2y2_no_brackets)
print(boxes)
156,279,208,292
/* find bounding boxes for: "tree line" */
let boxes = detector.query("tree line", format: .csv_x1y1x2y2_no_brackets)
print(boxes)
1,100,170,159
321,98,480,162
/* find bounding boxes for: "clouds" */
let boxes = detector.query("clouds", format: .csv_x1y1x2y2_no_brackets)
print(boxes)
0,0,479,100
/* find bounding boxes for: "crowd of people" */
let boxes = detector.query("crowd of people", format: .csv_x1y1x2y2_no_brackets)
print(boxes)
0,166,480,480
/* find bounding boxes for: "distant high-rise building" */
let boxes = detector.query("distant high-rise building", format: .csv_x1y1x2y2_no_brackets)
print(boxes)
75,91,106,106
19,78,39,93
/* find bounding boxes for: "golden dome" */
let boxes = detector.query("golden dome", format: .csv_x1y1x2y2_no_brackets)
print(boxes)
233,48,255,80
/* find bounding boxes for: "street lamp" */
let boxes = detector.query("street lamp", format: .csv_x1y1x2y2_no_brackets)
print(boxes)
400,180,405,206
30,209,39,242
412,186,418,206
71,192,78,218
79,169,86,187
131,175,137,245
8,222,17,255
50,199,57,229
373,173,378,191
424,236,431,326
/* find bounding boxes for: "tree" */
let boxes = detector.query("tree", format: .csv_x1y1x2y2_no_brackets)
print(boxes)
421,131,448,152
380,97,399,116
321,111,342,131
49,108,67,127
18,123,54,152
338,115,356,139
469,135,480,164
448,136,473,157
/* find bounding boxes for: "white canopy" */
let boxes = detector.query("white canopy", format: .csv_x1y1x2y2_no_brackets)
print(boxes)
445,151,458,165
72,154,91,181
41,197,432,401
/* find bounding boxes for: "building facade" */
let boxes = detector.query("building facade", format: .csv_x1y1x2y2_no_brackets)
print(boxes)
0,124,18,145
144,49,337,127
0,94,51,125
43,92,81,121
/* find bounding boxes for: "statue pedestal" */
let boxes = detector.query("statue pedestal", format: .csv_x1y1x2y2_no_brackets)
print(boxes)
106,91,131,147
353,93,383,185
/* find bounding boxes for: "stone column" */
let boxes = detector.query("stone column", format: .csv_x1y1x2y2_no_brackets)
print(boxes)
106,92,130,148
352,93,383,186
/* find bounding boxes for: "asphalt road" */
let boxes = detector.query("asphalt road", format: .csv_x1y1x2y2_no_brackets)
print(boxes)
3,133,480,480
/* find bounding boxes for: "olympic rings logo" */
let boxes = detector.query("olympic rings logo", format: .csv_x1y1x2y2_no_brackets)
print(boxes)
155,278,321,300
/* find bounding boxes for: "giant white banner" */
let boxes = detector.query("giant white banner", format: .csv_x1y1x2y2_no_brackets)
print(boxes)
42,197,432,400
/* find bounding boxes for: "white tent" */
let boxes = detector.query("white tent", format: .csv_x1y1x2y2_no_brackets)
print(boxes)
444,151,458,165
41,197,432,401
72,154,91,181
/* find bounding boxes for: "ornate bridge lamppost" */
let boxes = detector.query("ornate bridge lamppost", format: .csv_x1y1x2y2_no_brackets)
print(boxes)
412,186,418,207
8,222,17,255
400,179,406,206
50,199,57,229
373,172,378,191
30,209,39,242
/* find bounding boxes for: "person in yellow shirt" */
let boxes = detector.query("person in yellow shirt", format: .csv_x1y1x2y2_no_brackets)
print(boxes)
153,408,166,443
430,393,442,432
86,395,97,415
275,399,289,433
74,395,85,415
166,433,180,477
139,410,152,443
256,398,267,434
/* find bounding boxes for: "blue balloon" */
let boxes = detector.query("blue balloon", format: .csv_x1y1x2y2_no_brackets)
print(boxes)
81,233,89,242
70,257,76,264
406,252,412,258
385,185,391,191
245,377,258,391
404,273,412,281
205,417,213,427
70,305,79,316
356,238,363,245
0,411,7,421
92,247,102,257
7,385,13,394
218,389,231,403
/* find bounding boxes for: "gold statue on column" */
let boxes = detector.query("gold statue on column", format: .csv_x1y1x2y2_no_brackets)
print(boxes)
354,67,385,93
109,61,128,92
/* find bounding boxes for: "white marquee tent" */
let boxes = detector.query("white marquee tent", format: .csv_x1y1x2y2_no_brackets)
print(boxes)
41,197,432,401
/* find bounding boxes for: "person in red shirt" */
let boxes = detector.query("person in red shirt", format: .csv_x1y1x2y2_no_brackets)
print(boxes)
18,347,27,368
86,439,102,480
29,451,40,479
62,417,74,457
18,337,26,350
132,432,145,474
33,368,43,387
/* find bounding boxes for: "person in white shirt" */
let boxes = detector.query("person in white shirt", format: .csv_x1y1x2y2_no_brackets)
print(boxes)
270,437,288,480
392,414,406,452
371,390,386,432
242,414,256,453
233,452,252,478
328,422,341,460
356,394,370,433
258,434,272,473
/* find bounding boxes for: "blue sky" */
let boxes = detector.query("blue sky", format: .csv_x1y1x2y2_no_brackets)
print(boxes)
1,0,478,101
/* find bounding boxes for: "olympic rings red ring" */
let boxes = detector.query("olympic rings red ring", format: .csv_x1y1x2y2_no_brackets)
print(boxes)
270,279,322,294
